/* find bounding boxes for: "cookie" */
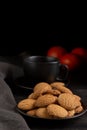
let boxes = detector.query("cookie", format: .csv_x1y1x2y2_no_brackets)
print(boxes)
36,107,51,119
75,105,83,113
47,104,68,118
30,82,52,99
35,94,57,107
45,89,61,96
28,93,35,99
17,98,36,110
68,110,75,117
26,109,37,116
50,82,73,94
73,94,81,101
34,82,51,92
58,93,81,110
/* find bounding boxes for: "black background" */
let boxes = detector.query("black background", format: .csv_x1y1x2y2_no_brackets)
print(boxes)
1,15,87,56
1,4,87,56
1,30,87,56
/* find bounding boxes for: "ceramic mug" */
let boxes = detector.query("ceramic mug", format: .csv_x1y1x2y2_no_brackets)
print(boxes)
23,56,69,84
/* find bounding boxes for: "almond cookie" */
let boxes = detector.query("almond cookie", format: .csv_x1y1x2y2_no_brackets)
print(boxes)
73,94,81,101
27,92,40,99
68,110,75,117
33,82,51,92
50,82,73,94
75,105,83,114
35,94,57,107
28,93,35,99
31,82,52,99
47,104,68,118
36,107,51,119
58,93,81,110
26,109,37,116
17,98,36,110
45,89,61,96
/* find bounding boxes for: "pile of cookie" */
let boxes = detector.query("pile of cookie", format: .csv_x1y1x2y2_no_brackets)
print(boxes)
17,82,83,119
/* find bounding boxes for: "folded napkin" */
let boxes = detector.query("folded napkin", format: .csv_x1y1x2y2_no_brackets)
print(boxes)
0,60,30,130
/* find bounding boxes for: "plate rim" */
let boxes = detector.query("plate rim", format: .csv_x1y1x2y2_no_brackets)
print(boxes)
16,103,87,120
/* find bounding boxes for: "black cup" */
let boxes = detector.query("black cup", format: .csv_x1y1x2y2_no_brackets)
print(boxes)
23,56,69,84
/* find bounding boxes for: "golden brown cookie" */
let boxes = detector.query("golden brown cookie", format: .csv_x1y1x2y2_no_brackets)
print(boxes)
73,94,81,101
50,82,73,94
26,109,37,116
58,93,81,110
28,93,35,99
68,110,75,117
51,82,65,86
47,104,68,118
35,94,57,107
31,82,52,99
45,89,61,96
33,82,51,92
17,98,36,110
75,105,83,113
36,107,51,119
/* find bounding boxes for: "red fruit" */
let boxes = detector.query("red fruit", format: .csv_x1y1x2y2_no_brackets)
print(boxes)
47,46,67,60
60,53,80,71
71,47,87,60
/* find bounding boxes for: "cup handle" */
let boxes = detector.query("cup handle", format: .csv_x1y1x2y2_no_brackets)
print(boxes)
56,63,69,82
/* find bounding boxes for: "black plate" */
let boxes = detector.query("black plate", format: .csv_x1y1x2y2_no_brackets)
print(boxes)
14,77,35,90
14,76,70,90
16,102,87,121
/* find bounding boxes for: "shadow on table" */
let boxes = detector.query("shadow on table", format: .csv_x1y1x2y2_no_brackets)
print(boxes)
21,114,87,129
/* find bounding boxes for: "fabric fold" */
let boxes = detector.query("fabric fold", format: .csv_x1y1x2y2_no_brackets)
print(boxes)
0,61,30,130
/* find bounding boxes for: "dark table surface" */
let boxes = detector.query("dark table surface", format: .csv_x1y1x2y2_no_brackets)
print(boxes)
1,56,87,130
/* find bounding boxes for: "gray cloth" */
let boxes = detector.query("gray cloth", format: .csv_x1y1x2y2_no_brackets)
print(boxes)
0,62,24,80
0,62,30,130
